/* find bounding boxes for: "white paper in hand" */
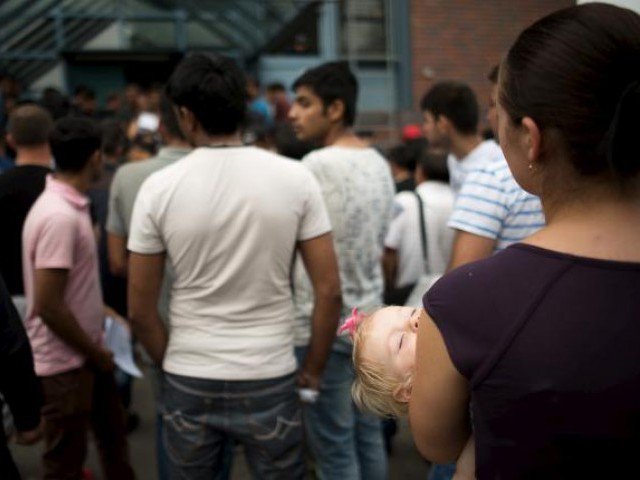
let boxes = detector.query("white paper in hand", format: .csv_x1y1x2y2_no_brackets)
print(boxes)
104,316,143,378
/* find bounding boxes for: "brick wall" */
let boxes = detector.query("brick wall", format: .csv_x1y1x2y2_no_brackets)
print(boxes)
410,0,574,128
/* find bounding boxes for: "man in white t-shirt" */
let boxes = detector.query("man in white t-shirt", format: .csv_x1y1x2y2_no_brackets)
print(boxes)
127,53,342,479
383,150,454,304
289,61,394,480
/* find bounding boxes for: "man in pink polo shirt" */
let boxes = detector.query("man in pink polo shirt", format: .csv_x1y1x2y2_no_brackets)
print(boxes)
22,117,134,479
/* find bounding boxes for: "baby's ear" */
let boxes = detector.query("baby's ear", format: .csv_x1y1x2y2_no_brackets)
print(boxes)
392,382,412,404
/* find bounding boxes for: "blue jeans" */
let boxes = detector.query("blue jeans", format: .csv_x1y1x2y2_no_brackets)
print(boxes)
163,372,305,480
427,463,456,480
295,346,387,480
149,366,170,480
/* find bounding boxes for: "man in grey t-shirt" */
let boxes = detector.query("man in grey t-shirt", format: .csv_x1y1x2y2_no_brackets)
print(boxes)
106,96,190,480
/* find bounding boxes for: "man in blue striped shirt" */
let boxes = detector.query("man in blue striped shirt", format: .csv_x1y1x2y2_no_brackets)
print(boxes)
448,158,545,255
422,75,544,272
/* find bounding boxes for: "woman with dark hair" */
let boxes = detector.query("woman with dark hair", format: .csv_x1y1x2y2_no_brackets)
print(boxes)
408,3,640,478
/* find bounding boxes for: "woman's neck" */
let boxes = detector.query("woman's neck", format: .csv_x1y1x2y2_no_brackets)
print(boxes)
527,184,640,262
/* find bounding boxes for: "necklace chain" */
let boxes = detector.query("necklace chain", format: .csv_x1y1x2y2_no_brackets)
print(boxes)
206,143,243,148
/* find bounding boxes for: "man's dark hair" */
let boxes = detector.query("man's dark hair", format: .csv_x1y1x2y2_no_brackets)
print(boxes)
74,85,96,100
292,61,359,127
40,88,70,120
420,81,479,135
50,117,101,173
100,119,127,157
159,94,186,141
387,138,427,173
7,104,54,146
387,145,410,170
267,82,286,93
419,149,449,183
106,92,120,103
166,53,247,135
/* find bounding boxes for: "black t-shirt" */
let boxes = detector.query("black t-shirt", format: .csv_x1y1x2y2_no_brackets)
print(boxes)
0,165,50,295
425,243,640,479
395,178,415,193
0,273,42,434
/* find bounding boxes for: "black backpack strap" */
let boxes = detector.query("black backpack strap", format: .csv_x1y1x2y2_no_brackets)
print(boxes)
413,190,429,273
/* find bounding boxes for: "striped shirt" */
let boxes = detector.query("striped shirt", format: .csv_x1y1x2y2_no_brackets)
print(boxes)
448,140,504,194
448,156,545,251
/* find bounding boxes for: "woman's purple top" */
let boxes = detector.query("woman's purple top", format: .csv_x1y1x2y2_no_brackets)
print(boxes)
424,243,640,479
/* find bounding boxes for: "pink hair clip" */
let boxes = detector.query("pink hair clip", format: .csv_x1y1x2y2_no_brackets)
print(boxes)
338,307,365,337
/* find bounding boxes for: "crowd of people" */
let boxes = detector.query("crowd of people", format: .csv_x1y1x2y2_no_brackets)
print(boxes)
0,3,639,480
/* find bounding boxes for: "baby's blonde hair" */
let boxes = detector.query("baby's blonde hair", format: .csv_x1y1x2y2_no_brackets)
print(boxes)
351,312,412,418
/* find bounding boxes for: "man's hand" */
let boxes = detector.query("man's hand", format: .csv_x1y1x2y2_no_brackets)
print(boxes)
104,305,131,334
35,269,110,367
90,348,115,373
14,422,43,445
297,369,321,391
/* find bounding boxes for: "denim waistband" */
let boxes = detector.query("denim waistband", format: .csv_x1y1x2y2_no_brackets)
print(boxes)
164,371,296,399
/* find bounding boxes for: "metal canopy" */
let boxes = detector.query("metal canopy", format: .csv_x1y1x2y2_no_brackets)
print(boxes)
0,0,319,86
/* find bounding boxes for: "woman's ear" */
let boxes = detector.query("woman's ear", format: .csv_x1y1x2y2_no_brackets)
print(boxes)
521,116,541,165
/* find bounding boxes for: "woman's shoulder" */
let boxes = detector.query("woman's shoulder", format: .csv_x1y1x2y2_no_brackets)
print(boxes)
428,245,548,297
422,244,574,379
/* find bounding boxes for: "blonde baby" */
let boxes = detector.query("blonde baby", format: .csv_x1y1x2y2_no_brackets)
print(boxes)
342,306,475,480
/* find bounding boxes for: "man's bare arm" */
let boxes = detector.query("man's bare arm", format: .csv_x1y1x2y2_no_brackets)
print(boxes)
128,252,167,365
34,269,114,372
107,232,128,277
447,230,496,271
297,233,342,389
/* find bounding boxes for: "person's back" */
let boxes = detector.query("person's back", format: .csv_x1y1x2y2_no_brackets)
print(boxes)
427,245,640,477
0,272,42,479
383,150,454,305
299,146,394,314
131,146,329,378
0,105,53,298
410,5,640,479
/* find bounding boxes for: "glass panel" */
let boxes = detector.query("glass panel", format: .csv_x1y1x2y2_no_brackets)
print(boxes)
186,21,234,50
341,0,388,57
264,3,319,55
127,20,177,49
